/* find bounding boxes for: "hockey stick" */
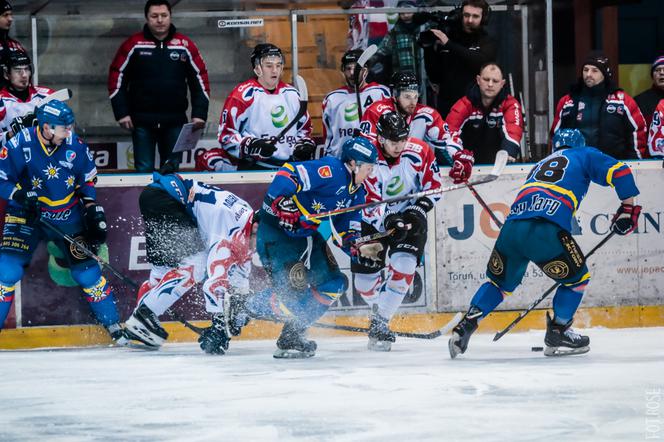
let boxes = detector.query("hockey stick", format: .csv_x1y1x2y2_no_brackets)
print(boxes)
33,88,73,107
492,231,616,341
353,44,377,120
305,150,509,220
273,75,308,143
37,218,205,336
466,151,510,228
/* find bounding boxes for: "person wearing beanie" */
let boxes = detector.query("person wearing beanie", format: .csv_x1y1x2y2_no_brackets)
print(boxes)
550,50,648,159
0,0,27,89
635,55,664,127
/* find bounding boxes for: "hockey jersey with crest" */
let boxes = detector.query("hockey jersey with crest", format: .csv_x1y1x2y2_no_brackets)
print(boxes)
363,136,443,230
217,79,313,168
648,99,664,158
0,85,55,144
361,97,461,164
0,127,97,217
322,82,390,158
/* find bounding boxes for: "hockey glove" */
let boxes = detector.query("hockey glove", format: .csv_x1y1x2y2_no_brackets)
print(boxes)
198,313,230,355
292,139,316,162
449,149,475,184
384,213,411,243
195,148,226,172
610,202,642,235
13,188,41,225
270,196,301,232
241,137,277,161
84,203,108,244
353,241,384,269
9,112,37,138
403,197,434,234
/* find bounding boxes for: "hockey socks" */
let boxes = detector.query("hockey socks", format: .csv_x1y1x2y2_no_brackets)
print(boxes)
81,277,120,327
0,282,15,329
552,283,585,324
141,266,196,316
469,281,506,318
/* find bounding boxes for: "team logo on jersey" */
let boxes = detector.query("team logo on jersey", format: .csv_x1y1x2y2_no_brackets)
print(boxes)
43,163,61,180
542,261,569,279
311,199,327,213
0,146,7,160
344,103,360,122
318,165,332,178
169,51,180,61
65,175,75,189
271,105,289,128
31,176,43,189
386,176,404,196
66,150,76,162
606,104,616,114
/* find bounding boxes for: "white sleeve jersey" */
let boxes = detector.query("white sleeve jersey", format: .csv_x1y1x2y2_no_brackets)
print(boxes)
0,86,55,144
322,82,390,158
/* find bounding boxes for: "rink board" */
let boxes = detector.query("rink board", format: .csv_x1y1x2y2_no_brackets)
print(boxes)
2,160,663,347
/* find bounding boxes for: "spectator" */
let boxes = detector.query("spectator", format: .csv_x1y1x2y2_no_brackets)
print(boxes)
647,99,664,158
108,0,210,173
551,51,647,159
201,43,314,172
343,0,398,51
0,51,55,145
421,0,497,117
446,62,523,164
634,55,664,127
322,49,390,158
0,1,26,89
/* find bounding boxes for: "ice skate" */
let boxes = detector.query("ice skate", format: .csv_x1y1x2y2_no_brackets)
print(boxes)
124,304,168,348
106,323,129,346
367,306,395,352
273,321,317,359
224,292,251,337
543,312,590,357
448,306,482,359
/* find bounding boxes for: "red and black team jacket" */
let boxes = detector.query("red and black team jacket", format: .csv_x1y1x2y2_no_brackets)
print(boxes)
108,24,210,126
446,84,523,164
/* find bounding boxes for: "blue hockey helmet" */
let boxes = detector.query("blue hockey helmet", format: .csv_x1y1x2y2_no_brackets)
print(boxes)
341,136,378,165
35,100,75,128
552,128,585,151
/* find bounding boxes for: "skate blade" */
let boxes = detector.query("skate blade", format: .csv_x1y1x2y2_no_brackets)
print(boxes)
368,339,392,352
448,334,463,359
124,318,166,348
273,348,315,359
543,345,590,357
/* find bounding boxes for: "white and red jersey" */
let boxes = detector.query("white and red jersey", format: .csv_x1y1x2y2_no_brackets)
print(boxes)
217,78,313,169
363,136,443,230
0,85,55,144
362,98,461,163
322,82,390,158
648,99,664,158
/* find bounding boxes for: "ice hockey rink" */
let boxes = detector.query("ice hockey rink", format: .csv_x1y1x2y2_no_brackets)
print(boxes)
1,327,662,441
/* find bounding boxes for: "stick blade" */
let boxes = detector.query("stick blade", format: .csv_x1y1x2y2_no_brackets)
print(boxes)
357,44,377,67
295,75,308,102
490,150,509,177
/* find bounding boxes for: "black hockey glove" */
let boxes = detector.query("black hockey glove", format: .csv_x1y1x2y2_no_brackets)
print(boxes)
13,188,41,225
198,314,230,355
384,212,411,243
610,202,642,236
84,203,108,244
403,198,434,234
241,137,277,161
9,112,37,138
291,139,316,162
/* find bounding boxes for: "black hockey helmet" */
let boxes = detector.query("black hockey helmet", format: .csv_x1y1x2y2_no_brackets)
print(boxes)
390,71,419,96
341,49,363,70
376,111,409,142
251,43,284,68
6,50,32,72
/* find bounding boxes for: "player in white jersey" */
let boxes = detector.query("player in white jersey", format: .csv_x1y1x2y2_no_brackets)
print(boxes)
124,173,257,354
353,111,443,351
0,51,54,144
322,49,390,158
203,43,314,171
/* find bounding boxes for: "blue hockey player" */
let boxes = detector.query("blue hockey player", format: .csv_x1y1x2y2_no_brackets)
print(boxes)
0,100,128,344
449,128,641,358
227,136,380,358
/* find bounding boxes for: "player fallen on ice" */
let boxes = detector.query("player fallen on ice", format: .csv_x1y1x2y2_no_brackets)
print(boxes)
225,136,379,358
449,129,641,358
0,100,129,343
124,172,257,354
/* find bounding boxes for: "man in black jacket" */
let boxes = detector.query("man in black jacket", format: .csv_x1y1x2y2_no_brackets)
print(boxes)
108,0,210,173
635,55,664,127
0,0,26,89
422,0,497,118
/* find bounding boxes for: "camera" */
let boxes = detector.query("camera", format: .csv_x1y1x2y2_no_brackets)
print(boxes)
416,7,462,48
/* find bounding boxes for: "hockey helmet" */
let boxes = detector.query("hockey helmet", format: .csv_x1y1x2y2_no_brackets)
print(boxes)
6,51,32,72
341,136,378,165
341,49,363,70
376,111,409,142
390,71,419,96
35,100,75,128
552,128,585,151
250,43,284,68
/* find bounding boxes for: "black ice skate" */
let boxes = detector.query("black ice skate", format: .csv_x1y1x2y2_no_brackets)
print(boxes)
273,321,317,359
225,293,251,337
448,306,482,359
106,323,129,346
124,304,169,348
543,312,590,357
368,306,396,352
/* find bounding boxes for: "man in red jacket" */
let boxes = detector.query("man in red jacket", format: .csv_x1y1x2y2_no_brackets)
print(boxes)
446,62,523,164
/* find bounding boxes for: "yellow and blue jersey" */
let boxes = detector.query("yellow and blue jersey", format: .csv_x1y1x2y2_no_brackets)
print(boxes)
508,146,639,231
0,127,97,214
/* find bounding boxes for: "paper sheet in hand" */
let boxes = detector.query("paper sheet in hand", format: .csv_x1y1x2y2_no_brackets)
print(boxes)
172,123,204,153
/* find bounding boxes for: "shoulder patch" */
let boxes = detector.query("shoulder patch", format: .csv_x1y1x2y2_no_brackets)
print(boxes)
0,146,7,160
318,165,332,178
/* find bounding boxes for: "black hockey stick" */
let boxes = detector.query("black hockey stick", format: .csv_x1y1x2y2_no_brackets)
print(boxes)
272,74,308,144
37,218,205,335
353,44,377,120
493,231,616,341
466,151,511,228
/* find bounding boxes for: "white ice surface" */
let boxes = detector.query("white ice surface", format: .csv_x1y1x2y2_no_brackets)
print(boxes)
2,327,663,442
